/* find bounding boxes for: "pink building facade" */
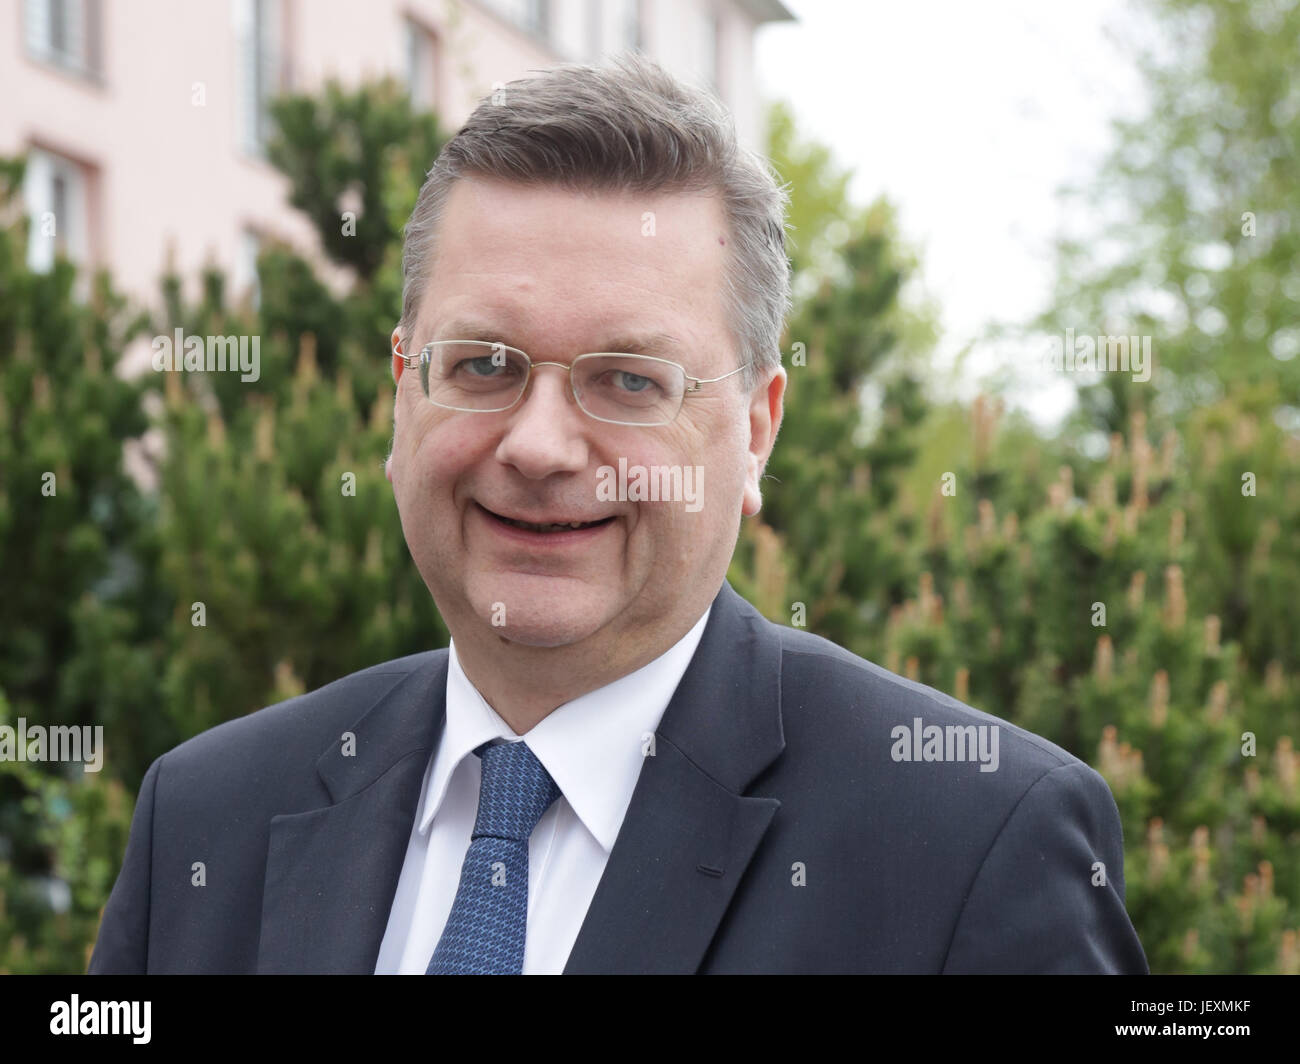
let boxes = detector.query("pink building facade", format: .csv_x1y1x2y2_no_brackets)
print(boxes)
2,0,791,312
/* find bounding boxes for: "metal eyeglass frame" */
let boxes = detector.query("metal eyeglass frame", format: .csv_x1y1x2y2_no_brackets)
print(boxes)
395,339,749,427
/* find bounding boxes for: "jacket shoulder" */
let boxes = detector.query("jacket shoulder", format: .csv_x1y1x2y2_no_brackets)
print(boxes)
770,621,1088,784
156,649,446,783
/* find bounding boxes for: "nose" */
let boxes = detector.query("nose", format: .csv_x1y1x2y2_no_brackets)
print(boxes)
493,361,590,479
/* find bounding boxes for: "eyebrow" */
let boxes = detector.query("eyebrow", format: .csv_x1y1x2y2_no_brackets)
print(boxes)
431,318,684,358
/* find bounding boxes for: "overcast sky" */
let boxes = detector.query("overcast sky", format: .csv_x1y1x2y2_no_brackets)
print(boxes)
755,0,1148,425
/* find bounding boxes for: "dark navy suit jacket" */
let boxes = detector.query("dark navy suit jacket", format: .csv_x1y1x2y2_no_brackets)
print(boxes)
88,580,1148,973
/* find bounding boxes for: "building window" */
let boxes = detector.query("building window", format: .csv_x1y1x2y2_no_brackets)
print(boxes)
235,0,285,156
526,0,549,37
402,17,438,111
24,0,102,80
22,146,92,274
483,0,549,41
695,6,721,91
233,229,263,309
614,0,641,52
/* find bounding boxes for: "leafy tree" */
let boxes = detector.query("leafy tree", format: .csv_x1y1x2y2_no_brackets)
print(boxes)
729,104,936,647
147,79,451,735
1042,0,1300,431
0,158,152,973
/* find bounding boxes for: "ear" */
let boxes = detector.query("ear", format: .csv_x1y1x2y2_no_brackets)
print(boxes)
391,327,405,385
741,365,786,517
388,330,403,485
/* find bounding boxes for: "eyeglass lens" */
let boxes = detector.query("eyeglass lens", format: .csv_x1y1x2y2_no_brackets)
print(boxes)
421,342,687,424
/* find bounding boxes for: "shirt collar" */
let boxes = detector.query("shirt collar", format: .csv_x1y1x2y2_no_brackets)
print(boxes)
418,606,712,852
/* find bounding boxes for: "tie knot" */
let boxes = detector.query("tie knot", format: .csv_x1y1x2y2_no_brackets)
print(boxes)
472,741,561,842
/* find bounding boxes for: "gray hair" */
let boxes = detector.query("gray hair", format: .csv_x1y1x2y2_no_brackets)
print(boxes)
398,53,791,392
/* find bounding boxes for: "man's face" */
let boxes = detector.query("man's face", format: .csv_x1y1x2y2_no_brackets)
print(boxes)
388,177,783,653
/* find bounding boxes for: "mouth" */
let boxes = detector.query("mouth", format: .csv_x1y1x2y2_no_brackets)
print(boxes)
476,503,616,535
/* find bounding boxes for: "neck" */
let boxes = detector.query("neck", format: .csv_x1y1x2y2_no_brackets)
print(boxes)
450,604,709,735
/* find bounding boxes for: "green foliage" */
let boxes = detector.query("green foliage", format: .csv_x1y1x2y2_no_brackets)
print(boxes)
1029,0,1300,969
729,105,935,647
265,78,447,284
0,158,153,970
149,80,451,734
0,686,134,974
1043,0,1300,428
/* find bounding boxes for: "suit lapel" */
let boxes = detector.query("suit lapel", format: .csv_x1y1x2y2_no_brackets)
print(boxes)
564,581,785,973
257,653,449,974
255,581,785,975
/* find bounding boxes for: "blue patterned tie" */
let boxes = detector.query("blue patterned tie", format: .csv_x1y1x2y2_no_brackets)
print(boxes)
426,740,561,975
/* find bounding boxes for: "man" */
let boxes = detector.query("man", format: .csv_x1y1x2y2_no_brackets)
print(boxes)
88,56,1147,974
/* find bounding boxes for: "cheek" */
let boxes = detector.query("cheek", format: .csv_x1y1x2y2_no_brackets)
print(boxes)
400,410,499,509
392,396,444,499
684,410,747,488
616,423,738,534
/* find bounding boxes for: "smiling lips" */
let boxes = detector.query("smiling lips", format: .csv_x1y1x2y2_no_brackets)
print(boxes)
478,503,616,534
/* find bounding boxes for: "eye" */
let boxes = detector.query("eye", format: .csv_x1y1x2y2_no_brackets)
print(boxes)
611,370,658,394
457,356,511,378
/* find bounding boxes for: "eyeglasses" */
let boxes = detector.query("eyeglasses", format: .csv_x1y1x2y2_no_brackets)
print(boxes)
397,340,748,427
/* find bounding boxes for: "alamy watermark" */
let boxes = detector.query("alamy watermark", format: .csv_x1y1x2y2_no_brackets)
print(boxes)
596,458,704,512
0,718,103,772
152,327,261,382
890,717,1000,772
1043,329,1152,383
50,996,150,1044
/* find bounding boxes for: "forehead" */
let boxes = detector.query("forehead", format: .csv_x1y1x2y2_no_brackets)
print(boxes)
418,177,731,355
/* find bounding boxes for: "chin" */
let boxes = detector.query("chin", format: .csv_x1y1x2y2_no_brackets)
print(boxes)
468,573,620,648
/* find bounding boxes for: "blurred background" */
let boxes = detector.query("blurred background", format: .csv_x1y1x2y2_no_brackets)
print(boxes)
0,0,1297,974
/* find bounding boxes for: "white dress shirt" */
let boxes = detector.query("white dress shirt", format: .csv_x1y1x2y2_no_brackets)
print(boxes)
374,605,711,974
